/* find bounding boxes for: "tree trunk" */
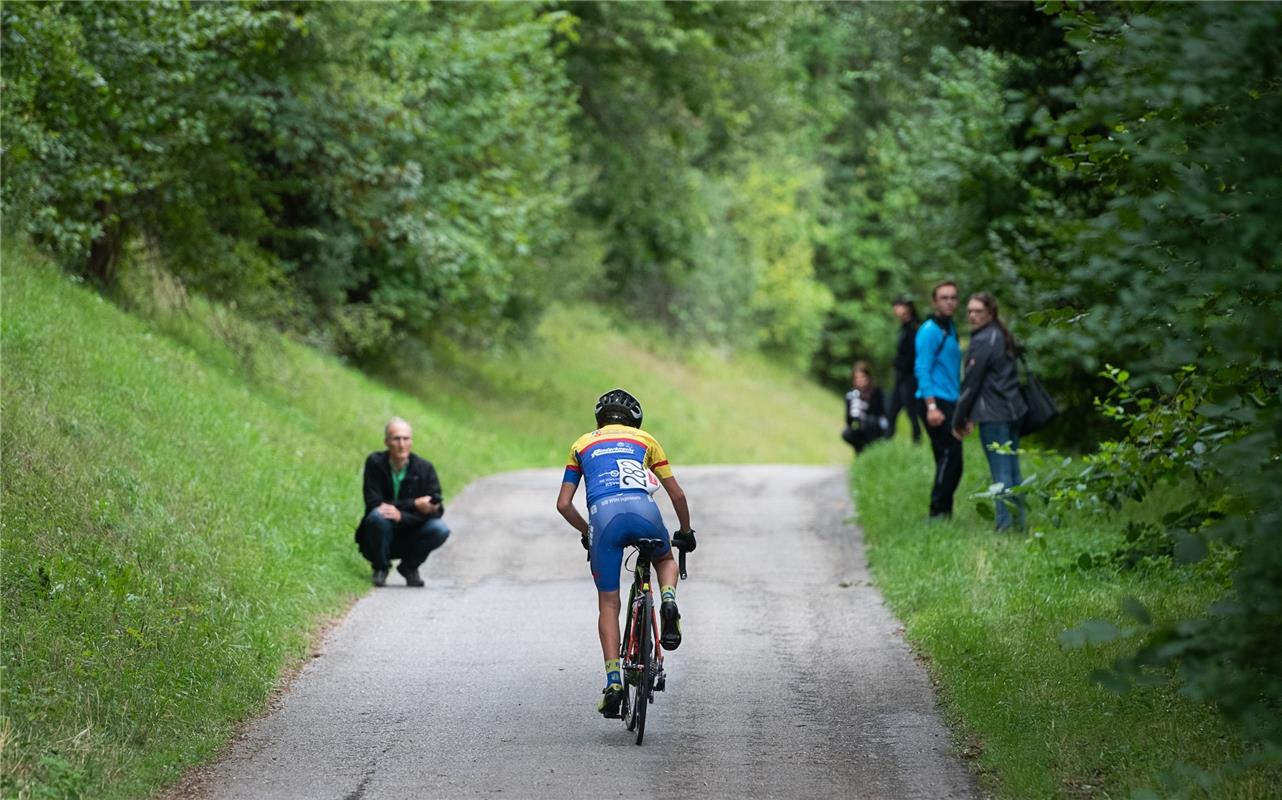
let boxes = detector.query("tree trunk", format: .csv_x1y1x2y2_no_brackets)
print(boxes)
85,200,123,287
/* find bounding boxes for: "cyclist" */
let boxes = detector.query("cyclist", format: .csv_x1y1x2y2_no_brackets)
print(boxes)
555,388,696,718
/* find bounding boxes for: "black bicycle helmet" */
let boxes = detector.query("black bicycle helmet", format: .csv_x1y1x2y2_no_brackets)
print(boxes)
595,388,643,428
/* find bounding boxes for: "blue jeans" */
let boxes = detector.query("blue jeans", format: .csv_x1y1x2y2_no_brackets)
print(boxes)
357,510,450,572
978,421,1025,532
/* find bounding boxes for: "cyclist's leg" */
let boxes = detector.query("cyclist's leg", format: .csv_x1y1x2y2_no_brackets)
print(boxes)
588,503,629,668
589,503,636,715
596,590,621,660
654,552,678,589
595,586,626,715
655,544,682,650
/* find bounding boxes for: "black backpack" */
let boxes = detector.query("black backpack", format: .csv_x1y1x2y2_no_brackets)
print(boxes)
1017,352,1058,436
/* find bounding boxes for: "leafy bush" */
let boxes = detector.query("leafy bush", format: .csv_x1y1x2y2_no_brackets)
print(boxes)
1,2,579,358
1034,3,1282,759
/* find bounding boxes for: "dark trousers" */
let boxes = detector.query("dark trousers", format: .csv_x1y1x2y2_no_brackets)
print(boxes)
887,377,922,443
842,426,882,454
357,510,450,572
921,399,963,518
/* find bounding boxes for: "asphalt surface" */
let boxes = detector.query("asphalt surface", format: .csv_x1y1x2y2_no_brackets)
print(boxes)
198,465,980,800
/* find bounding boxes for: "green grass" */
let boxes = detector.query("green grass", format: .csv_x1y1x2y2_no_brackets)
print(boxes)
0,242,844,799
852,434,1280,799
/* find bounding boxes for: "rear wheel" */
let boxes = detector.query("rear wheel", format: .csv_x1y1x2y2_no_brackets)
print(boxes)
620,585,637,728
633,594,652,745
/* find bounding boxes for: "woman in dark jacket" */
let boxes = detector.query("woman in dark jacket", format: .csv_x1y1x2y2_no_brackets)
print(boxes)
887,297,923,444
842,361,889,454
952,292,1027,531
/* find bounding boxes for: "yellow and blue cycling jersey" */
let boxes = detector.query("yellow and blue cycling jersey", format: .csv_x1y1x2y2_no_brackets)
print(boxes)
563,424,675,592
562,424,673,506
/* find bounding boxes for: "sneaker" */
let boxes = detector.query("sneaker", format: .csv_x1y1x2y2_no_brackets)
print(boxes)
372,568,389,587
399,566,424,587
598,683,624,718
660,600,682,651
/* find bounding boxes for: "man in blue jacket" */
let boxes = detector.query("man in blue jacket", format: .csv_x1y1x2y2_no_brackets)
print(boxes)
914,281,963,519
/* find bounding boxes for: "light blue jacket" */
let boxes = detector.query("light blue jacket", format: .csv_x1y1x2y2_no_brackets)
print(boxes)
914,317,961,402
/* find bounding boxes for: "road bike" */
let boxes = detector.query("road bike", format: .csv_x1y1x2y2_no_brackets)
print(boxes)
616,538,688,745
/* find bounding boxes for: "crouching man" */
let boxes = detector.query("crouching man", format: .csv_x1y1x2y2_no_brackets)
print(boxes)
355,417,450,587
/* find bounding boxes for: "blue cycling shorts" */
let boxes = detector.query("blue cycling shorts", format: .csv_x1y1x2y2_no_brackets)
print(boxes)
588,492,671,592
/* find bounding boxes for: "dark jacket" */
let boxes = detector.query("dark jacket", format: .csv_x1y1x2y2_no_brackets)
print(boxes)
893,319,919,380
954,323,1027,430
357,451,444,534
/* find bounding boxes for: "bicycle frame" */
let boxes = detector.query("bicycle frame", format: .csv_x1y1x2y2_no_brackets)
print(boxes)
617,539,666,743
621,549,664,682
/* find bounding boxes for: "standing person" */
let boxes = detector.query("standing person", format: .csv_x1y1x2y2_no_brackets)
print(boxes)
953,292,1028,532
556,389,695,718
842,361,889,454
887,297,923,444
915,280,963,520
354,417,451,587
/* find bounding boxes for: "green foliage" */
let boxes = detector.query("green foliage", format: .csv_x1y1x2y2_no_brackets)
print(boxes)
853,435,1280,798
268,3,581,353
680,157,833,367
1022,2,1282,763
557,1,831,361
2,2,580,357
801,2,1282,786
1032,360,1281,752
1,1,297,282
1033,366,1238,519
797,3,1029,387
0,0,864,375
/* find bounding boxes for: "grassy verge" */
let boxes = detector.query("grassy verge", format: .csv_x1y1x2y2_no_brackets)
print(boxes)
0,242,844,799
851,434,1279,798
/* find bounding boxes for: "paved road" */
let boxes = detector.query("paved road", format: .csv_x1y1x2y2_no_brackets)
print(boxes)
198,466,979,800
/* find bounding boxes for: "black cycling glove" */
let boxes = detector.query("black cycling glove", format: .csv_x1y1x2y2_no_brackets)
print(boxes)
673,529,697,552
581,531,591,551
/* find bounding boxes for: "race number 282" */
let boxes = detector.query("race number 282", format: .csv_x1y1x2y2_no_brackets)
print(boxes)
617,459,648,489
